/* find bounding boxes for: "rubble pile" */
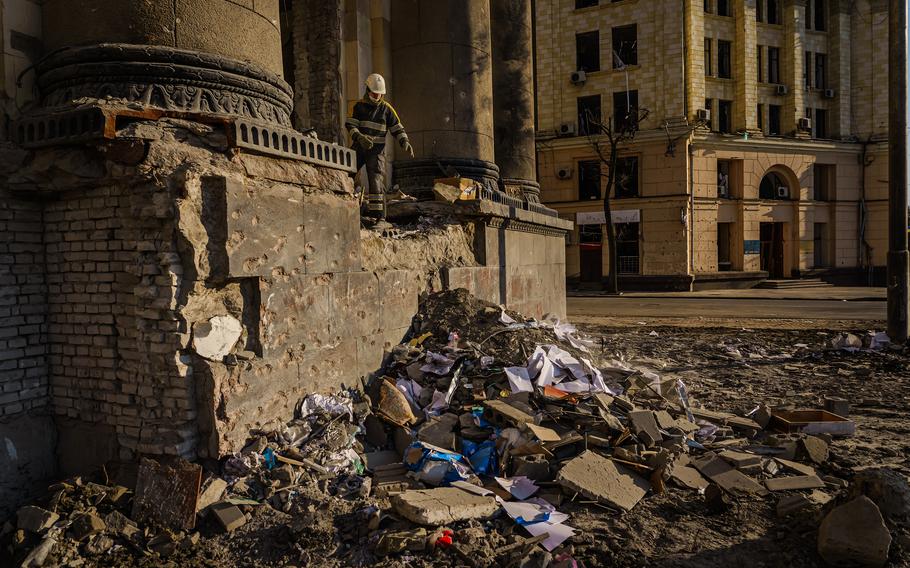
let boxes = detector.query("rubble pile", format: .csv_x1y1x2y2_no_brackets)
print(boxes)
2,290,909,567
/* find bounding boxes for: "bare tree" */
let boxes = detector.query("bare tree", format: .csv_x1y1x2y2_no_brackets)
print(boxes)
584,106,650,294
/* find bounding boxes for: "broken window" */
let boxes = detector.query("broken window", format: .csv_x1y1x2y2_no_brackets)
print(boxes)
578,95,602,136
705,38,713,76
616,222,640,274
767,0,781,24
815,53,827,89
769,104,781,135
757,45,763,82
718,40,732,78
717,160,731,198
757,0,764,21
718,223,733,271
716,0,731,16
612,90,639,132
805,51,812,87
578,160,601,201
718,100,733,134
814,108,828,138
705,98,713,130
612,25,637,67
614,156,639,198
768,46,780,84
576,31,600,72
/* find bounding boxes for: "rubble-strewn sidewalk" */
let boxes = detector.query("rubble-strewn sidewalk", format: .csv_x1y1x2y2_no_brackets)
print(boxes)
3,290,909,568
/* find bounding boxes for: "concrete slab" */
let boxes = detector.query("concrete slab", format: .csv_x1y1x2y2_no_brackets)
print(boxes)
555,451,650,512
766,475,826,492
691,453,767,496
391,487,498,526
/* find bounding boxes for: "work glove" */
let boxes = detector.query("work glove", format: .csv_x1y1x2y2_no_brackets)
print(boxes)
353,131,374,151
400,138,414,158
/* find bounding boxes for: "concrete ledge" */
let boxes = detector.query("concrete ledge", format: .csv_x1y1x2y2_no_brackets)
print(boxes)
454,199,574,232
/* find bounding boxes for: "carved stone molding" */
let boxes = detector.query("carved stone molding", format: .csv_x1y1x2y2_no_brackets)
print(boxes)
36,44,294,127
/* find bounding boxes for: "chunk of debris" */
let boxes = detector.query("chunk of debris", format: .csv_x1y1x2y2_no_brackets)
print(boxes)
848,467,910,523
718,450,762,470
798,436,829,465
555,451,650,511
375,527,429,556
16,506,59,533
691,453,767,496
817,496,891,567
69,512,105,541
628,410,663,447
132,457,203,531
391,487,498,525
192,314,242,360
210,502,247,533
776,494,812,517
196,477,228,513
765,475,825,492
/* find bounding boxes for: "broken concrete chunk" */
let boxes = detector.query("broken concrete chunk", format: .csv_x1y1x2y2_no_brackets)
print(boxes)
718,450,762,470
777,494,812,517
192,315,242,360
196,477,228,513
483,399,534,428
555,451,650,512
691,453,767,496
391,487,498,526
765,475,826,492
210,502,246,533
69,512,105,540
848,467,910,523
824,396,850,417
817,496,891,567
103,510,138,539
417,413,459,450
16,507,59,533
84,534,115,555
798,436,829,465
775,457,817,477
628,411,663,447
375,527,428,556
669,465,710,491
512,454,551,482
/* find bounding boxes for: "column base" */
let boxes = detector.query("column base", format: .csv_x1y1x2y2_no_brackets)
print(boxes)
501,178,541,203
393,158,500,200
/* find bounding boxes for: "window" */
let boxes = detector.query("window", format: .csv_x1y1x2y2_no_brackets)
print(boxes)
614,156,639,198
575,0,598,8
705,98,713,130
616,223,640,274
767,47,780,84
813,164,835,201
717,160,731,198
815,53,827,89
805,51,812,87
806,0,811,28
769,104,781,135
577,95,602,135
612,25,637,67
760,171,790,199
612,90,639,131
757,45,763,82
718,40,732,78
814,108,828,138
705,38,713,76
576,31,600,72
766,0,781,24
718,100,733,133
756,0,764,22
757,104,764,131
579,223,602,244
578,160,601,201
717,0,731,17
813,0,827,31
704,0,712,13
718,223,733,271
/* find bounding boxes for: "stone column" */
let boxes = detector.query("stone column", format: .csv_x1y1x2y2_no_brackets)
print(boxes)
390,0,498,198
684,0,706,121
38,0,292,126
829,0,852,139
735,0,760,134
783,0,809,137
491,0,539,202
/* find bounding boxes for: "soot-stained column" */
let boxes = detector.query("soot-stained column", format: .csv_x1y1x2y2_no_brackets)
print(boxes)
390,0,499,197
491,0,539,202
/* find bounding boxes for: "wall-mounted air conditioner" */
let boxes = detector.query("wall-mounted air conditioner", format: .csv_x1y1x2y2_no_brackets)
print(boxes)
557,122,577,136
775,84,788,96
556,166,574,180
570,70,587,85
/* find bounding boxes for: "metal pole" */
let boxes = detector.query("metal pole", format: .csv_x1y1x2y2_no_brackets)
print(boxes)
887,0,909,343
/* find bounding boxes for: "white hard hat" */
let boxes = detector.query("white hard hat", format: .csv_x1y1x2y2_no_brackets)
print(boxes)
365,73,386,95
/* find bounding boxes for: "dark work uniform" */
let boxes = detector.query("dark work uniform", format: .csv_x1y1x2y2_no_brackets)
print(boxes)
345,96,409,218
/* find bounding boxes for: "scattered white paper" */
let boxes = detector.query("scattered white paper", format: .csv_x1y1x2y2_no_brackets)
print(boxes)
505,366,534,393
495,476,540,500
421,352,455,375
499,308,518,325
498,497,575,551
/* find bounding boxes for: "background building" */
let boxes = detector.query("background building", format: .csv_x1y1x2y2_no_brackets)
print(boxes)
535,0,891,290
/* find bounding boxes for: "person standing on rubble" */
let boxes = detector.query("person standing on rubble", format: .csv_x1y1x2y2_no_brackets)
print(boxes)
345,73,414,226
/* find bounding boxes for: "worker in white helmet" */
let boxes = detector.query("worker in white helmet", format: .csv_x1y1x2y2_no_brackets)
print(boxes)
344,73,413,223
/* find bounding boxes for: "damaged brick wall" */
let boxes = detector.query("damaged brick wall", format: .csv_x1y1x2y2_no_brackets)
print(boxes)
292,0,345,143
0,188,55,518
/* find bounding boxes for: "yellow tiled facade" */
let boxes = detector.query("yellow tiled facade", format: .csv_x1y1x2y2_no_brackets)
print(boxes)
536,0,890,289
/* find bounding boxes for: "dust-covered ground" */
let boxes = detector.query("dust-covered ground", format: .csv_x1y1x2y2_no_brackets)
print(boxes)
4,302,908,568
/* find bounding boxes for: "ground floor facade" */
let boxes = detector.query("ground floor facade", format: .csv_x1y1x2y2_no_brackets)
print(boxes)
537,130,888,290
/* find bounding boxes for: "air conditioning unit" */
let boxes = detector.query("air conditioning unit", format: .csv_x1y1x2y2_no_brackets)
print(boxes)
557,122,577,136
775,84,789,96
798,117,812,131
556,166,574,180
570,70,587,85
777,185,789,198
696,108,711,122
823,89,836,99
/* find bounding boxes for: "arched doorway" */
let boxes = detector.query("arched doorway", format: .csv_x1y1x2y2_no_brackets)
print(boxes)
759,171,791,200
757,167,799,279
